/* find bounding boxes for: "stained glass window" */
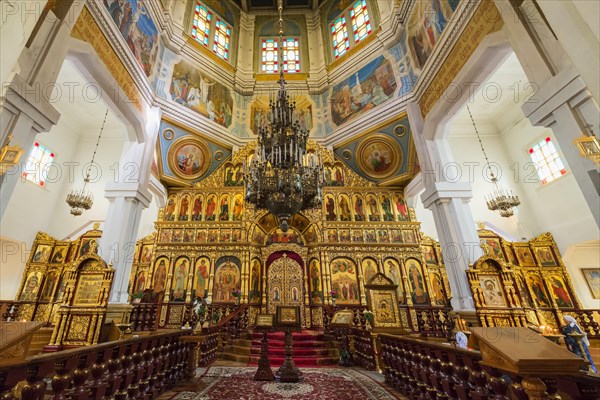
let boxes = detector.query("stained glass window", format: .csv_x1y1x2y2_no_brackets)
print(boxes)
331,16,349,59
261,39,278,73
261,38,300,73
350,0,372,43
191,3,212,47
213,18,231,61
23,141,55,187
528,137,567,184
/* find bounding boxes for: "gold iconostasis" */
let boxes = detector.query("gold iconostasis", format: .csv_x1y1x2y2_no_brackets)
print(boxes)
14,142,587,334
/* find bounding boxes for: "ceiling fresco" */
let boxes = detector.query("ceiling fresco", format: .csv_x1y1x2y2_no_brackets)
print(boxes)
333,114,418,186
157,119,232,187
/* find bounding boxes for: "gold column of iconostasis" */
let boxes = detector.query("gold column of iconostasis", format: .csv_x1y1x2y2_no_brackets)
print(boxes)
13,223,114,347
469,228,585,331
127,142,452,331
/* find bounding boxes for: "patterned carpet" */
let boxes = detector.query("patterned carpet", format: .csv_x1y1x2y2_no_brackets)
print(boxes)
169,366,405,400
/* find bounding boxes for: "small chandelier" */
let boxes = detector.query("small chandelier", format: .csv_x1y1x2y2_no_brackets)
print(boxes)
66,109,108,216
467,105,520,218
244,0,324,232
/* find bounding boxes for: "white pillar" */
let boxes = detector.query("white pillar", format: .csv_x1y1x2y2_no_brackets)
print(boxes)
407,102,480,311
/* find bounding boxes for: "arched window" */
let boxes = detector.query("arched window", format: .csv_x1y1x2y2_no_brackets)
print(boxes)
191,1,234,62
330,0,373,59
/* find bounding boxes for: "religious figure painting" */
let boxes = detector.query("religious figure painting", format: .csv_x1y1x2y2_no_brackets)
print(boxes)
391,230,403,243
384,258,404,303
183,229,195,242
430,272,446,306
394,194,409,221
373,295,397,324
405,259,429,305
258,213,278,233
406,0,459,71
504,245,517,265
194,257,210,299
205,194,217,221
330,56,397,126
152,258,168,293
378,230,390,243
232,194,244,221
171,257,190,302
172,229,183,242
304,225,318,244
366,195,380,221
32,244,52,263
330,258,360,305
219,194,231,221
252,228,266,244
135,271,146,293
164,196,176,221
352,229,364,243
266,228,303,245
515,246,536,267
353,194,366,221
208,229,219,242
482,238,504,261
527,274,551,307
291,214,310,233
327,229,338,243
365,230,376,244
402,230,417,244
362,259,378,285
534,246,557,266
422,245,437,265
325,194,337,221
212,257,241,303
39,271,58,302
251,94,313,135
50,245,68,264
192,195,204,221
224,164,243,186
581,269,600,299
168,138,209,181
196,229,207,243
479,275,506,307
178,194,191,221
548,275,573,308
357,136,402,180
78,238,98,258
338,194,352,221
220,229,231,242
170,59,234,128
231,228,242,242
248,259,261,303
159,229,172,243
104,0,160,77
140,245,154,263
20,271,42,301
309,259,323,304
381,194,394,221
337,229,350,243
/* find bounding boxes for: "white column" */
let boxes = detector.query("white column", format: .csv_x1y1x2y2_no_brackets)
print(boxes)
102,107,161,303
407,102,480,311
305,12,327,93
233,13,255,95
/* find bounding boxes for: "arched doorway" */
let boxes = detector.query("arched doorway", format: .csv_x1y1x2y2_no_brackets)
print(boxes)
267,254,304,322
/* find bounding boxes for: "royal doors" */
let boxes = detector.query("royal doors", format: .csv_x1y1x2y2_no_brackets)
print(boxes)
267,254,304,320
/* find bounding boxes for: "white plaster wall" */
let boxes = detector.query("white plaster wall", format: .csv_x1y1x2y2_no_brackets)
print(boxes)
138,196,160,240
562,241,600,309
0,236,28,300
500,118,599,253
0,0,46,86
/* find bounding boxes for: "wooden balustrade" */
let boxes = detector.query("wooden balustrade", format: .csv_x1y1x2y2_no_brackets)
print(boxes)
411,305,454,339
351,328,377,371
0,330,193,400
130,304,159,332
378,333,600,400
0,301,21,322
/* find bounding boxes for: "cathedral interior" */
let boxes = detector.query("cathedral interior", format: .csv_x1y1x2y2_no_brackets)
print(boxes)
0,0,599,399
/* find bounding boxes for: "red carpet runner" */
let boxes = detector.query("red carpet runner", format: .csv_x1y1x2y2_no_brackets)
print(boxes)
248,330,337,367
170,367,405,400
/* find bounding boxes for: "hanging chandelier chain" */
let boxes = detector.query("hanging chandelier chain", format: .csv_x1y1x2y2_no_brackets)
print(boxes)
466,104,496,182
84,109,109,183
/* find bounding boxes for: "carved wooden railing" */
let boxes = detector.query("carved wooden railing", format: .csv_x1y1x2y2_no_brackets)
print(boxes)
351,328,377,370
410,305,454,339
0,330,194,400
130,303,160,332
210,304,249,355
379,334,600,400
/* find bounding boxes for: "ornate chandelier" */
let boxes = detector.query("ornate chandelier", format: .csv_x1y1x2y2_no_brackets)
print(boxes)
66,110,108,216
244,0,323,232
467,105,520,218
